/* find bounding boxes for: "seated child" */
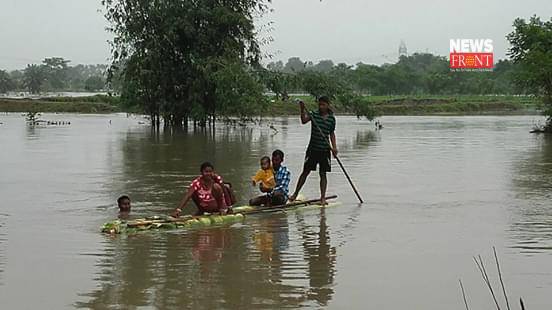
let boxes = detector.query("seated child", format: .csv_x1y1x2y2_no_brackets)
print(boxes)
251,156,276,192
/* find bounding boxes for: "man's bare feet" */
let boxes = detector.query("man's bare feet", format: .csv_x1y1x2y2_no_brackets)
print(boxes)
288,194,297,202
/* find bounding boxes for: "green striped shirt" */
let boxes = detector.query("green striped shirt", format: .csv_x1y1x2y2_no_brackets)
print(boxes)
308,110,336,151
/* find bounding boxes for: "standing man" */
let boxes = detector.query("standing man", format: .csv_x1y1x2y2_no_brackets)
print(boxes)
249,149,291,207
289,96,337,205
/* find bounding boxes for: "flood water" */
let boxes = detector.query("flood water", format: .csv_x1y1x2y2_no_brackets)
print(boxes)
1,113,551,309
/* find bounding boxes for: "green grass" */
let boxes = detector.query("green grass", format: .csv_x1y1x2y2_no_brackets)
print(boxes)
370,95,539,115
0,96,121,113
0,94,540,115
263,95,540,116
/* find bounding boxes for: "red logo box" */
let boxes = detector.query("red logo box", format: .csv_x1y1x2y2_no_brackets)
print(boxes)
450,53,493,69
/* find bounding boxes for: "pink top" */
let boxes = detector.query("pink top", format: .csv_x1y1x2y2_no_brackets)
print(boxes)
190,175,227,211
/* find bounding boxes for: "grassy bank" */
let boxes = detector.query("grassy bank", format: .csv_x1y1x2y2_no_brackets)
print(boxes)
0,95,122,113
373,95,539,115
0,94,540,115
265,95,540,116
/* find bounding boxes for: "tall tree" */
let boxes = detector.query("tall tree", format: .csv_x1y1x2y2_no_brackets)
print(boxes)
84,76,106,92
313,59,334,72
283,57,306,73
23,64,46,94
102,0,271,128
0,70,15,93
42,57,70,90
507,15,552,127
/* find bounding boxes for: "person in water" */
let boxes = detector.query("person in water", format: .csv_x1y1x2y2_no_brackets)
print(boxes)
174,162,231,217
289,96,338,205
117,195,131,212
249,149,291,207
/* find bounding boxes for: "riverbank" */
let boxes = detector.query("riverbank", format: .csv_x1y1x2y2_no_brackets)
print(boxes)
0,94,540,115
266,95,540,116
0,95,121,113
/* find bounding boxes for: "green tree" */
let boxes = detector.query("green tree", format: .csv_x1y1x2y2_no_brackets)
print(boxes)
352,63,384,95
507,15,552,127
0,70,15,93
23,64,46,94
283,57,306,73
267,60,284,72
42,57,70,90
298,69,377,120
313,60,334,72
9,70,24,91
259,70,299,100
103,0,271,128
84,76,106,91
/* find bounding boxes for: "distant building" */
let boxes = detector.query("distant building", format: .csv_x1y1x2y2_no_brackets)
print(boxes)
399,40,408,59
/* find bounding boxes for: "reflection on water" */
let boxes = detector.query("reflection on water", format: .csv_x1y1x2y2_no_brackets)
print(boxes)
296,209,336,306
113,126,269,214
341,129,380,151
76,209,347,309
4,114,552,309
511,135,552,254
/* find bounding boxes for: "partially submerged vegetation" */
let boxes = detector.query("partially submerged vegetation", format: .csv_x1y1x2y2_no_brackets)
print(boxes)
460,247,527,310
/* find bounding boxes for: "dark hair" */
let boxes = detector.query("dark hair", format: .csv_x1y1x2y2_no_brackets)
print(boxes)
260,156,271,164
318,96,331,104
200,161,214,172
117,195,130,206
272,149,284,160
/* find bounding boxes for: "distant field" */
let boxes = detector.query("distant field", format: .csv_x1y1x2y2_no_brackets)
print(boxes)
0,94,541,115
0,95,121,113
265,95,540,116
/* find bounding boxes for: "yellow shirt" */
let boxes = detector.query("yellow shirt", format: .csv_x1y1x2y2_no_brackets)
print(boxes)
251,168,276,189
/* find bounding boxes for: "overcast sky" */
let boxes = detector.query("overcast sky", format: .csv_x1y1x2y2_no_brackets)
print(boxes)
0,0,550,70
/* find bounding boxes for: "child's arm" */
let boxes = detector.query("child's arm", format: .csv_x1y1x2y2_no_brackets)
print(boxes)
251,170,264,185
173,186,194,217
299,101,311,124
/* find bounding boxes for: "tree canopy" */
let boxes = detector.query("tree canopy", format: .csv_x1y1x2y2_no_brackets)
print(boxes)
507,16,552,122
102,0,272,128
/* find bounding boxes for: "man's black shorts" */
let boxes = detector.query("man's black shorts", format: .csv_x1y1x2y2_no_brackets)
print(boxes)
304,148,331,172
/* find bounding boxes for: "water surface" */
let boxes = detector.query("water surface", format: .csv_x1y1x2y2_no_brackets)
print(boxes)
0,113,551,309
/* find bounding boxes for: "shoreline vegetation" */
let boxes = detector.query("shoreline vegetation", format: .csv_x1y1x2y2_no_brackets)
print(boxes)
0,94,541,116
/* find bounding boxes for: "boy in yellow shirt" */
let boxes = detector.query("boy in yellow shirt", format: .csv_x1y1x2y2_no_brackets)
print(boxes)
251,156,276,205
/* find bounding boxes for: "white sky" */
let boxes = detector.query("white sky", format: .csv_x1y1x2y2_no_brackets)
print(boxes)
0,0,550,70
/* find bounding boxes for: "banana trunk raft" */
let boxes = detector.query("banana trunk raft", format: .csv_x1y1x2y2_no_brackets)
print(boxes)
101,195,338,235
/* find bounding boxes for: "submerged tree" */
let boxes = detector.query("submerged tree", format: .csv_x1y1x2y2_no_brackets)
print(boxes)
507,16,552,130
102,0,271,129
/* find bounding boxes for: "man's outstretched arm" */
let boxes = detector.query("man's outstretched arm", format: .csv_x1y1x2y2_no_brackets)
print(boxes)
299,101,311,124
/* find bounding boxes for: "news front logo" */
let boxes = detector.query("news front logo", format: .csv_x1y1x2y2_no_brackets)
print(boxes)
449,39,494,71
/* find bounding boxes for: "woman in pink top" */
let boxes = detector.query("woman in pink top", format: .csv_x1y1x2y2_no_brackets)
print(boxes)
174,162,229,216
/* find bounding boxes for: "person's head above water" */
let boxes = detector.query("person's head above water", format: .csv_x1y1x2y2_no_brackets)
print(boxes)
318,96,332,114
271,149,284,170
200,161,215,180
117,195,131,212
260,156,271,170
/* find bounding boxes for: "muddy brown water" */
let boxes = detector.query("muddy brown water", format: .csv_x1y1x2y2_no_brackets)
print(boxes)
0,113,551,309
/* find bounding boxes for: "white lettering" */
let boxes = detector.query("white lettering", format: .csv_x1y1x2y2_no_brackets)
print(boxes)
450,39,461,52
484,39,493,52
